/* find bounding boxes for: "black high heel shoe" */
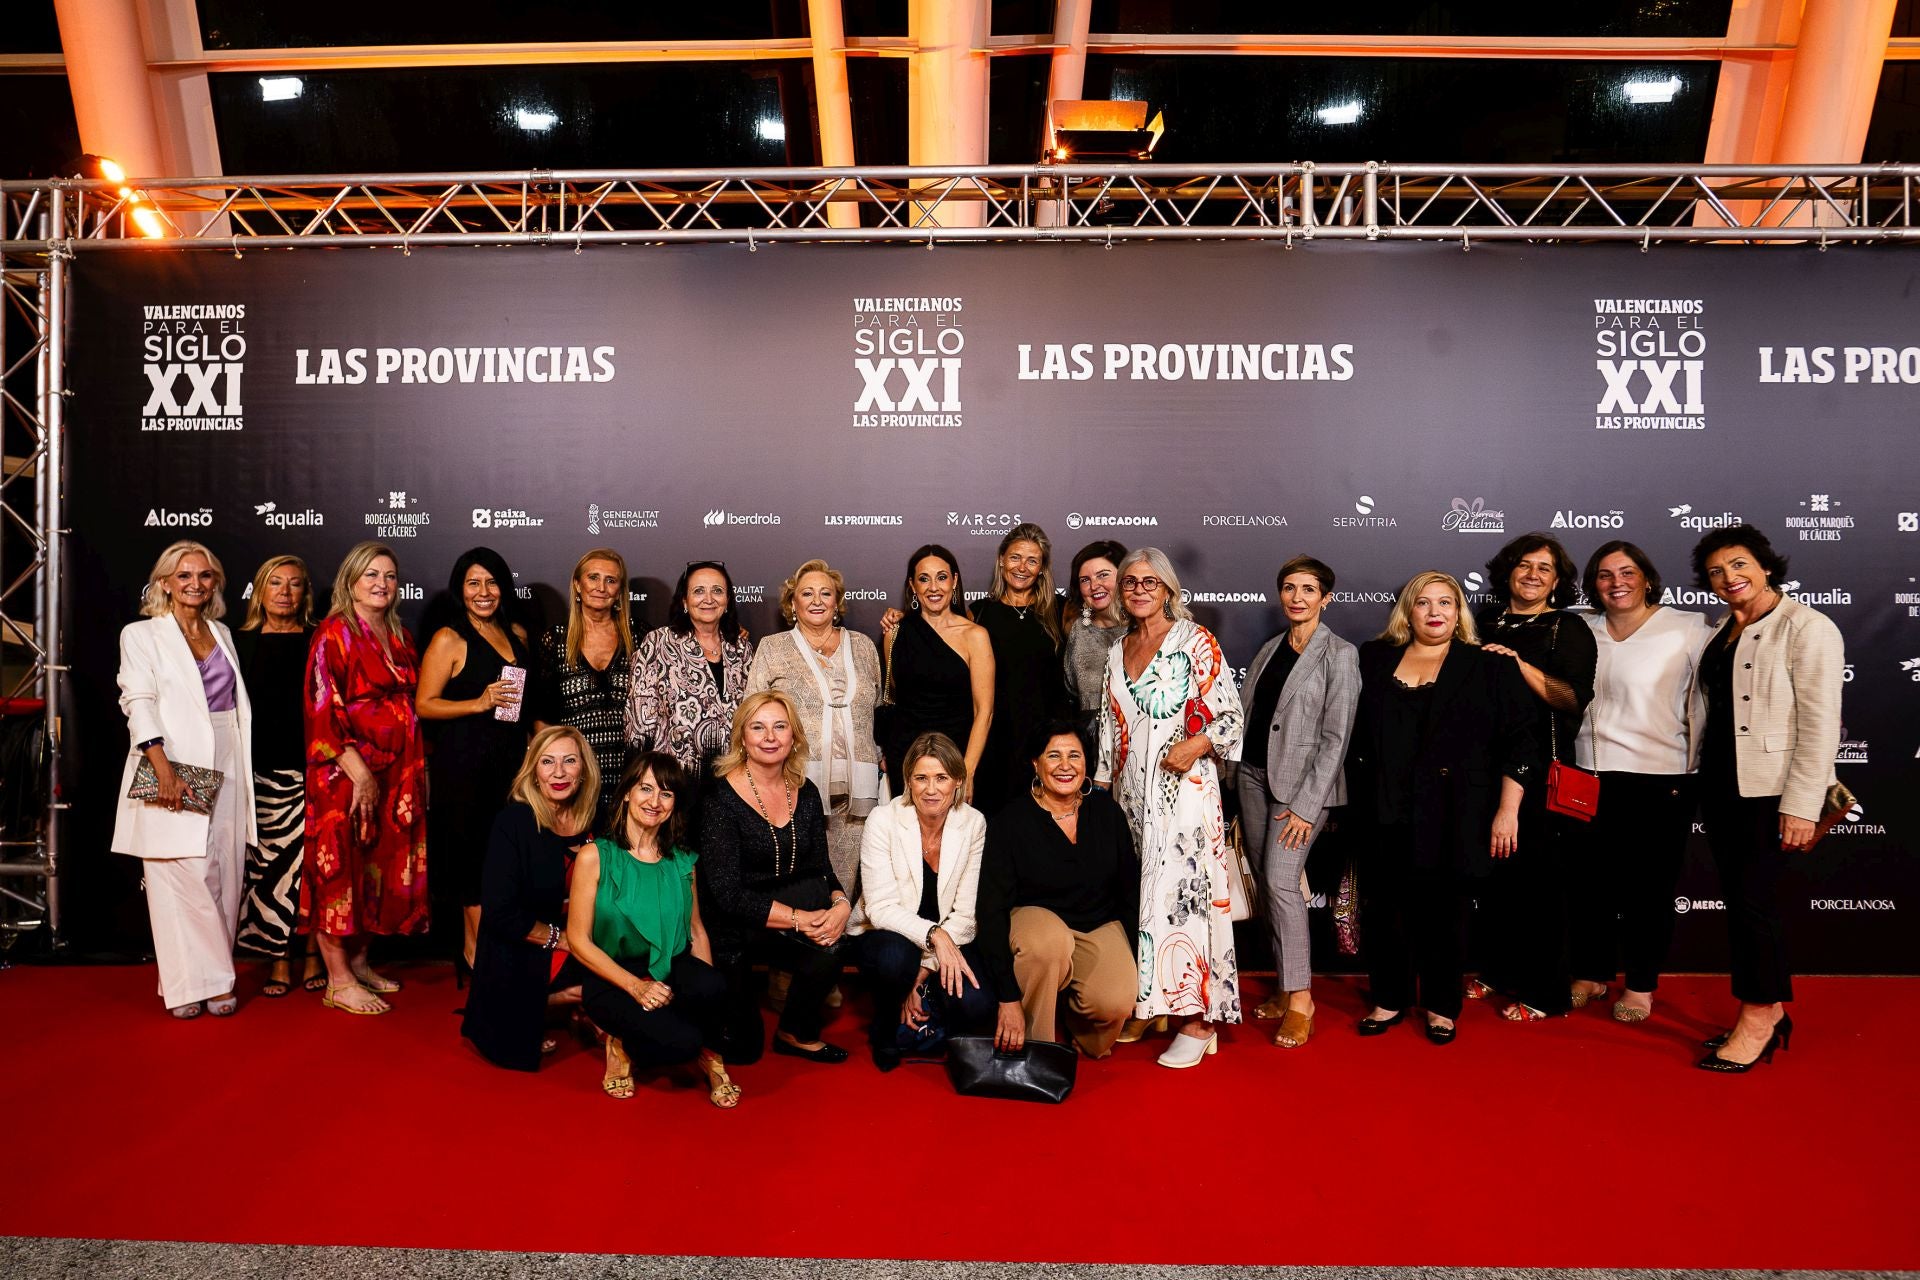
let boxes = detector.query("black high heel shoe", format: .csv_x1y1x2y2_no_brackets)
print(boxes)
454,956,473,990
1696,1014,1792,1073
1357,1010,1407,1037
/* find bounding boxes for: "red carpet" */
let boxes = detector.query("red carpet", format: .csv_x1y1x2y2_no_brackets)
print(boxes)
0,962,1914,1269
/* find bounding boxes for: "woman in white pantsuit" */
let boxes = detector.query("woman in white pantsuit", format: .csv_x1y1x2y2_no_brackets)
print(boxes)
111,542,257,1018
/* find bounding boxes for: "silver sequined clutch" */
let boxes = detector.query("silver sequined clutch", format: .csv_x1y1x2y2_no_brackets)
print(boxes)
128,756,225,816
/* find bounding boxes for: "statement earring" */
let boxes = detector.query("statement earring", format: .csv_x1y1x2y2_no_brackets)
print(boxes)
1080,777,1094,797
909,597,920,611
1162,596,1175,621
1079,603,1092,627
1030,771,1043,797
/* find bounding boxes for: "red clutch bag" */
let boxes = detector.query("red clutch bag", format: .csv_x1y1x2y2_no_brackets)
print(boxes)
1545,759,1600,822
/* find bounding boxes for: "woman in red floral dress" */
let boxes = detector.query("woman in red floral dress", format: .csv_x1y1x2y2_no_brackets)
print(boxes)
303,540,430,1015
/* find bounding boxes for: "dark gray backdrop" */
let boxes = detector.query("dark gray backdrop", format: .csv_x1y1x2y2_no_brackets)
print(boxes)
61,242,1919,970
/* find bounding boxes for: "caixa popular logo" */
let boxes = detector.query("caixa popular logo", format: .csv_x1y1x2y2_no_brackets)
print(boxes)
852,295,964,429
1592,297,1705,431
144,506,212,528
141,304,246,432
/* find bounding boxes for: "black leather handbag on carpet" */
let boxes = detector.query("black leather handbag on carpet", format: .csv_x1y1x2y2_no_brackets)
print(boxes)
944,1036,1076,1104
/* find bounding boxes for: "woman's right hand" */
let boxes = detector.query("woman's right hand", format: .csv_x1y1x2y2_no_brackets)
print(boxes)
929,929,979,998
628,977,673,1011
994,1001,1026,1052
349,771,381,834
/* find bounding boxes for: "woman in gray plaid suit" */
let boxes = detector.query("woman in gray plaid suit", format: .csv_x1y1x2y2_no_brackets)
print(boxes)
1233,555,1360,1049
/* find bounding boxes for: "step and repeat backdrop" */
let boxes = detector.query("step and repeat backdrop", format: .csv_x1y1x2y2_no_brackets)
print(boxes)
61,240,1919,970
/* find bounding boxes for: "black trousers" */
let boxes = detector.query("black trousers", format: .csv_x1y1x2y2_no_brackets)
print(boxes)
1567,772,1697,993
1476,794,1573,1014
1362,826,1472,1020
1701,784,1795,1005
580,951,726,1068
855,930,998,1046
716,933,841,1065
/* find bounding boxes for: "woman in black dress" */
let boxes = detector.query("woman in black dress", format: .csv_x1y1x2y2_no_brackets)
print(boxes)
532,547,634,831
1472,533,1596,1021
968,523,1068,817
232,554,322,996
700,689,855,1065
879,544,994,801
417,546,533,974
461,726,600,1071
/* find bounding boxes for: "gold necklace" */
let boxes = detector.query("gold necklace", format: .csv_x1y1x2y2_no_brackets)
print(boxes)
743,769,796,878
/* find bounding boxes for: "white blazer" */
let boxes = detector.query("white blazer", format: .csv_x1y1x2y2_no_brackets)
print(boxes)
852,795,985,964
110,615,257,859
1722,594,1844,822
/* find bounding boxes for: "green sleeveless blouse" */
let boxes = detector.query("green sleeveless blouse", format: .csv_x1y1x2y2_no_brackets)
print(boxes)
591,839,697,980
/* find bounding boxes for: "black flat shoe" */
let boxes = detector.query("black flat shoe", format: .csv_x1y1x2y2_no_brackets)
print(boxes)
1357,1011,1406,1037
773,1037,850,1064
1425,1019,1457,1045
1696,1014,1791,1073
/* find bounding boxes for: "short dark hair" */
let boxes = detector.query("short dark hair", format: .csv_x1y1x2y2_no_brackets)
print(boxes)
1025,715,1091,763
1276,554,1336,596
901,544,969,618
606,751,690,852
668,560,742,641
1065,540,1128,613
1581,540,1663,609
1484,533,1578,610
1690,523,1789,591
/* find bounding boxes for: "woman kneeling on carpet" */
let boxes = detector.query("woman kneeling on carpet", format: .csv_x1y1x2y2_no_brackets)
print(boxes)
460,727,598,1070
701,690,853,1064
567,752,738,1106
976,720,1139,1059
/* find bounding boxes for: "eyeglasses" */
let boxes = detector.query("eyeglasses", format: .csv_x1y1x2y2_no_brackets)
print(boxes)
686,560,728,571
1120,576,1164,594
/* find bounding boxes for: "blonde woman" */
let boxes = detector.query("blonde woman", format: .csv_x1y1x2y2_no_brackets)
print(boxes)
232,554,321,997
700,690,852,1064
461,725,600,1071
303,541,429,1015
744,558,882,898
969,522,1069,816
112,541,256,1017
1345,571,1536,1046
533,548,635,830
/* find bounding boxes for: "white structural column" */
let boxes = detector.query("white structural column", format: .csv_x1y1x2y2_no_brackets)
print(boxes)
141,0,225,180
1036,0,1093,226
807,0,859,227
53,0,168,178
1774,0,1899,162
1703,0,1804,164
908,0,989,226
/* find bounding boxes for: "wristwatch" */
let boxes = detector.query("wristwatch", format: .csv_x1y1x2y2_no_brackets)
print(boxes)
925,924,942,949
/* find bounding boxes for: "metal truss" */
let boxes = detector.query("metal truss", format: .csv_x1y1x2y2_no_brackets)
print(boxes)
4,162,1920,252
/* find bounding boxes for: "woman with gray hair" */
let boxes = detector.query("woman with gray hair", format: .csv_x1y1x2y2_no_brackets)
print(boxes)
112,540,256,1017
1098,547,1245,1067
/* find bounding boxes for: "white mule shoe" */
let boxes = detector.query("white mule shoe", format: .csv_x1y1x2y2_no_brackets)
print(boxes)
1156,1031,1217,1068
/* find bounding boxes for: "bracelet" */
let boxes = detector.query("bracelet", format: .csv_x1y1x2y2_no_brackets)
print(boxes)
789,905,799,929
136,737,164,752
543,923,560,951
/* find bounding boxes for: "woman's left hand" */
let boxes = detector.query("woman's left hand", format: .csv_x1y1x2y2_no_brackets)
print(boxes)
1161,735,1210,776
804,899,852,947
901,983,928,1030
1274,808,1314,852
1490,808,1519,859
1780,814,1817,852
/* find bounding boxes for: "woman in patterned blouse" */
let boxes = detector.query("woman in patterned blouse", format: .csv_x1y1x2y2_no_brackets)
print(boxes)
625,561,754,824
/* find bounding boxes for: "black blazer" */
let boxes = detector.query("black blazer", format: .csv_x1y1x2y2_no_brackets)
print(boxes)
1345,639,1539,875
461,804,578,1071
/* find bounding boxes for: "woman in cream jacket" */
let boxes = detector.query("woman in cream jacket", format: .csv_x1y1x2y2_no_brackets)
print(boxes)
112,541,257,1017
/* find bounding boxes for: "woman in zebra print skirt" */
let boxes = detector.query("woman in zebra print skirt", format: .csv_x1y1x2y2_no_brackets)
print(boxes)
233,555,321,996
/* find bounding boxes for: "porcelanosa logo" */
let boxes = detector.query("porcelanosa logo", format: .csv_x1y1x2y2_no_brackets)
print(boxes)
1200,513,1289,528
1441,497,1505,534
1592,296,1706,431
587,504,659,534
1784,493,1855,543
1333,494,1396,529
141,303,247,432
364,490,430,539
472,507,544,530
702,510,781,527
852,295,964,429
254,500,322,530
1068,512,1159,530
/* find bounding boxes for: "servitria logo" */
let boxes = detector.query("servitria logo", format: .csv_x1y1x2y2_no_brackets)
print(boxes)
1333,494,1396,528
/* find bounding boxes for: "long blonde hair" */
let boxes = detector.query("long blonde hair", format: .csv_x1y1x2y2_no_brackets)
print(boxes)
241,554,314,630
565,547,634,667
139,541,227,620
988,522,1061,642
327,541,403,631
1378,570,1480,646
509,726,602,836
711,689,811,791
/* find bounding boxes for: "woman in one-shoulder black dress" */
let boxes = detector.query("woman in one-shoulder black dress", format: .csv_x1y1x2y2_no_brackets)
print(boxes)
879,546,994,798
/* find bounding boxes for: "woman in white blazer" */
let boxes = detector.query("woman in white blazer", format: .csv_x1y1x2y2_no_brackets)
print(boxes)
111,541,257,1017
1690,524,1843,1073
1233,555,1360,1050
849,731,993,1070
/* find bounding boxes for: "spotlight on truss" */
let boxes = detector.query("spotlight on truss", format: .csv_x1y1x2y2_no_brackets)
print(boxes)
1046,100,1165,162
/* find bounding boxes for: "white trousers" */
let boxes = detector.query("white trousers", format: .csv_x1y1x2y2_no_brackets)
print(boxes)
143,710,244,1008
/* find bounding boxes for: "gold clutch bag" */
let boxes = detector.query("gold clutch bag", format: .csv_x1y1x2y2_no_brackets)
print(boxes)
128,756,225,816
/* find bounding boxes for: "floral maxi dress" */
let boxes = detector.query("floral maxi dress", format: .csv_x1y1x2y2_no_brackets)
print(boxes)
1101,619,1244,1024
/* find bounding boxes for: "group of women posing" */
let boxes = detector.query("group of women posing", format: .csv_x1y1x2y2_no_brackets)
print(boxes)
113,516,1840,1093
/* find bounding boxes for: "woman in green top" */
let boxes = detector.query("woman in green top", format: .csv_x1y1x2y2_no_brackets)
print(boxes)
567,750,739,1108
